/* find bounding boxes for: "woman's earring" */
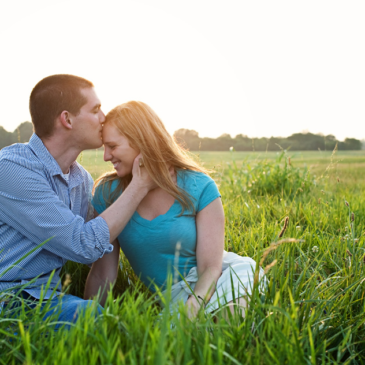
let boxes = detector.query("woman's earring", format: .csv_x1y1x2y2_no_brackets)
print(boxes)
139,157,144,167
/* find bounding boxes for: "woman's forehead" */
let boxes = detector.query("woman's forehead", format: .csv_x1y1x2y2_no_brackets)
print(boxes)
102,123,125,142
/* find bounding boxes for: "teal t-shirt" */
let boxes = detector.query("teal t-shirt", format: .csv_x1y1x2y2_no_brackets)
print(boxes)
92,170,221,292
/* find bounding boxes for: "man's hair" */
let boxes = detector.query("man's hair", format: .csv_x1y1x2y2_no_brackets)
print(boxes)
29,74,94,138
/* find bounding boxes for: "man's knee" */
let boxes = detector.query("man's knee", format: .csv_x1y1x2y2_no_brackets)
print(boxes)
49,295,102,323
76,298,103,315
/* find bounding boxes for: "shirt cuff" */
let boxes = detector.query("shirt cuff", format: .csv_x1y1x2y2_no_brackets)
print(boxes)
90,216,113,257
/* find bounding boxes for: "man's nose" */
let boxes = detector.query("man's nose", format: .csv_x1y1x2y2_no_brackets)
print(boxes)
99,110,106,123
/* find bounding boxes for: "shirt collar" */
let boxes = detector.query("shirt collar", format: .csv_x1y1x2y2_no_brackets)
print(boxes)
28,134,84,187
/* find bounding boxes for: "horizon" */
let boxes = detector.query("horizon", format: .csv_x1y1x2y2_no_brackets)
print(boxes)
0,121,362,143
1,1,365,141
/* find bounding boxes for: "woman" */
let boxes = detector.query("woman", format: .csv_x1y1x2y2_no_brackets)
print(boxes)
84,101,264,318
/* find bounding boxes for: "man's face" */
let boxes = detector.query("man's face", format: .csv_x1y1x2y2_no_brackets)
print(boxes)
71,87,105,149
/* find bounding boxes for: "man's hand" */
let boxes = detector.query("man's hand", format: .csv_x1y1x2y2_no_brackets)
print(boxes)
130,154,157,192
100,154,156,242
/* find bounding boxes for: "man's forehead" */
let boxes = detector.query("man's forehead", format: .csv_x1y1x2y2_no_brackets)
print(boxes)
81,87,101,105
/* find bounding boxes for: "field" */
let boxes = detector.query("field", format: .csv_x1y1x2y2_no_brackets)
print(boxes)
1,149,365,364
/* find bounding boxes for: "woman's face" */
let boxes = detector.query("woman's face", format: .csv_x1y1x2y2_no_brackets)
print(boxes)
102,122,140,177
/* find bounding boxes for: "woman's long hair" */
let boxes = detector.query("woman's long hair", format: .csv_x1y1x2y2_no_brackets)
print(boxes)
94,101,210,212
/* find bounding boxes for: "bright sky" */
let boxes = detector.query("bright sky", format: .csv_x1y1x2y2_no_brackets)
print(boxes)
1,0,364,140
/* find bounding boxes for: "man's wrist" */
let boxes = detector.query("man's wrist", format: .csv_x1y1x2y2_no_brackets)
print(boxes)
127,180,150,197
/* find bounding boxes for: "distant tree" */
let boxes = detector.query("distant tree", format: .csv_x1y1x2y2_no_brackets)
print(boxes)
15,122,34,143
215,134,233,151
324,134,337,151
0,126,14,149
233,134,252,151
0,122,33,149
339,138,362,151
173,130,362,152
174,129,201,150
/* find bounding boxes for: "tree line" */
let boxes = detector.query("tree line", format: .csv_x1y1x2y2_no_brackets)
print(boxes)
0,122,34,149
0,122,362,151
173,129,362,151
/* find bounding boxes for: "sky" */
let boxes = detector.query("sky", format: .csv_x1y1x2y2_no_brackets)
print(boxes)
0,0,364,141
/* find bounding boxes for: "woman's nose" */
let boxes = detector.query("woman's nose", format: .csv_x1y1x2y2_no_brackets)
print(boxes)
104,148,111,161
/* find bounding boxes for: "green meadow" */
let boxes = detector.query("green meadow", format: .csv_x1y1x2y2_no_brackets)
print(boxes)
1,149,365,364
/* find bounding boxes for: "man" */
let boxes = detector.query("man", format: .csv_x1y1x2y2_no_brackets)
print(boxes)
0,74,154,322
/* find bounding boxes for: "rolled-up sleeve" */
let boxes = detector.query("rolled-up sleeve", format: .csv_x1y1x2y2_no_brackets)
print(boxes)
88,216,112,256
0,158,113,265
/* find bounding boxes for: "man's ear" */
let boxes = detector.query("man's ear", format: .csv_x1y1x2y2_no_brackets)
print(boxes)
59,111,73,130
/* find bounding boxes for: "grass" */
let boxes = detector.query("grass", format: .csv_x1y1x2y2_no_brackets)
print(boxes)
1,149,365,364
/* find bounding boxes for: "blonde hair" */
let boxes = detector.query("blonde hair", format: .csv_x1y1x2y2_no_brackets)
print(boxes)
95,101,210,212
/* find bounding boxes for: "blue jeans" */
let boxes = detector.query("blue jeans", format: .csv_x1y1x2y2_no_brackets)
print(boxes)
4,291,102,329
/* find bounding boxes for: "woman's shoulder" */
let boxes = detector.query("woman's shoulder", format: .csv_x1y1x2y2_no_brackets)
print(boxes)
92,176,123,212
178,169,214,186
178,169,219,199
95,177,121,195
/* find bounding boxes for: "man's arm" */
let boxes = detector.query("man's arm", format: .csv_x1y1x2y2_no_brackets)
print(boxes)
99,156,151,242
0,155,153,264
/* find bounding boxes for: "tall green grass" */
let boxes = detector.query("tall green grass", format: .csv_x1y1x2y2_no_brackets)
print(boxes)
1,150,364,364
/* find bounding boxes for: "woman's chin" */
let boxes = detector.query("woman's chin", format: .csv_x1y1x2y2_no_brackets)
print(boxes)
115,169,131,178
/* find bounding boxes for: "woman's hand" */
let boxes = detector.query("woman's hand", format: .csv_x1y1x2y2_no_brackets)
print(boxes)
186,295,204,320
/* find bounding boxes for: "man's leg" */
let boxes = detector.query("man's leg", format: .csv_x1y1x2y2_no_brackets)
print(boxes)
42,294,102,325
4,292,102,329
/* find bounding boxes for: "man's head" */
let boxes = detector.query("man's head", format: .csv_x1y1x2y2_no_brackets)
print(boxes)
29,74,105,149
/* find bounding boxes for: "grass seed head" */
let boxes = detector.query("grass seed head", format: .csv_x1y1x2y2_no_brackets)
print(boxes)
264,259,277,274
62,273,72,291
351,212,355,222
278,216,289,238
260,238,302,265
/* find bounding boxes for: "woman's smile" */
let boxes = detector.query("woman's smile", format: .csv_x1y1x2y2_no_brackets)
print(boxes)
102,123,140,177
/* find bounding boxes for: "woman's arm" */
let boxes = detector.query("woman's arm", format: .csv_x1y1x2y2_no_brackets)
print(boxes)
185,197,225,318
84,212,120,306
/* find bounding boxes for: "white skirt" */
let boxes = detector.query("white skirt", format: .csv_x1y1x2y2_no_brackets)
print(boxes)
161,251,266,313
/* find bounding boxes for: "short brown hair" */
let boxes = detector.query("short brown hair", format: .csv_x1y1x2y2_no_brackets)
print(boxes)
29,74,93,138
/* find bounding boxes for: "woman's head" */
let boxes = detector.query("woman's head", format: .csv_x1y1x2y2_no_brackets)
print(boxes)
102,101,176,177
97,101,209,211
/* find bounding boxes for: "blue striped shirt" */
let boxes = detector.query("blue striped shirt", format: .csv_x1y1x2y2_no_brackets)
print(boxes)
0,134,112,299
